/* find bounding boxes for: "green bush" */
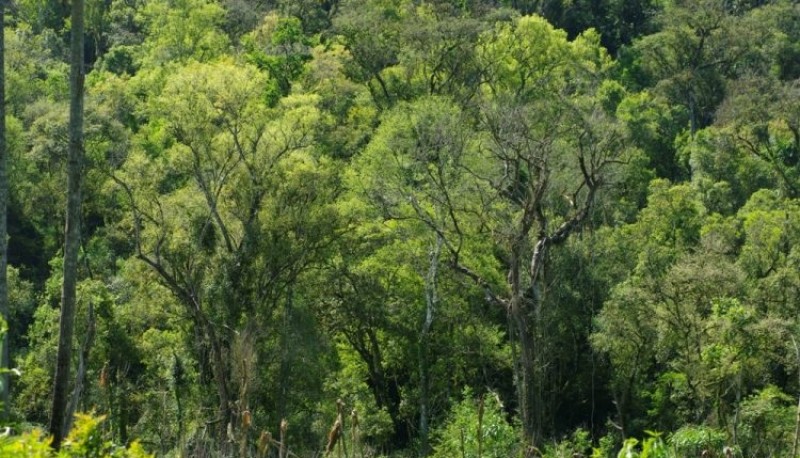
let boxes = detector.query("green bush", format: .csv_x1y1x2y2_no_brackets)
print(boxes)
737,385,794,457
544,428,592,457
0,414,152,457
612,432,673,458
669,425,726,457
431,387,520,458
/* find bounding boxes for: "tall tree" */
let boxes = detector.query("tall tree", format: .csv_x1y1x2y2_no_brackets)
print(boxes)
0,0,8,423
49,0,85,448
112,61,338,445
470,18,625,445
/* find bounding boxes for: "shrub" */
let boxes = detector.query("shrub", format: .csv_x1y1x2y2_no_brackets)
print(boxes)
0,414,152,458
431,387,519,458
669,425,726,457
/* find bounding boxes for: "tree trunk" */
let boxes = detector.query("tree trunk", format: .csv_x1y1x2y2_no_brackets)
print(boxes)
688,90,698,136
511,297,540,447
204,318,231,440
508,232,542,447
49,0,84,447
277,287,294,431
791,336,800,458
64,301,95,434
172,354,186,451
0,0,8,423
353,328,406,444
419,235,442,456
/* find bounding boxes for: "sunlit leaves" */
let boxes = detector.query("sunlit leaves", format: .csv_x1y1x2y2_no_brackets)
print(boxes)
136,0,229,67
242,14,312,98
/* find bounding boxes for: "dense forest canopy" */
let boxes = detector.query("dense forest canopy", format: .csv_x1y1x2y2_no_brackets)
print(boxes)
1,0,800,456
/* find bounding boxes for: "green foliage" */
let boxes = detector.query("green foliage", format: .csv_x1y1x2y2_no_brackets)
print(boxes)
13,0,69,33
15,301,59,423
320,341,395,446
668,425,726,457
736,386,795,457
543,428,592,457
5,267,36,357
4,0,800,456
243,14,312,98
136,0,229,67
0,415,152,457
617,91,688,181
612,432,672,458
4,27,69,113
430,388,519,458
478,14,610,101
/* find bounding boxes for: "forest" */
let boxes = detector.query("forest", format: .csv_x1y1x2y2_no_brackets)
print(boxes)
0,0,799,456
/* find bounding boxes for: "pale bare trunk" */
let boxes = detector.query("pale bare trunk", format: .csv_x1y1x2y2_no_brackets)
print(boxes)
419,235,442,456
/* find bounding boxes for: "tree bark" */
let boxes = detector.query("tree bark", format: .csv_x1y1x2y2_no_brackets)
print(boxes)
509,183,596,446
512,302,540,446
418,234,442,456
509,253,541,446
208,325,231,435
791,336,800,458
0,0,9,423
188,303,231,441
277,287,294,431
49,0,84,447
64,301,95,434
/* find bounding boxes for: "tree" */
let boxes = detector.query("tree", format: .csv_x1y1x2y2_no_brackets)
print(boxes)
136,0,229,68
713,76,800,198
351,17,628,444
593,181,798,440
392,7,487,103
4,0,800,454
333,0,407,108
630,0,780,135
471,17,626,445
49,0,85,448
112,60,339,447
242,14,312,100
340,96,509,450
592,181,705,435
0,0,8,423
525,0,661,55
